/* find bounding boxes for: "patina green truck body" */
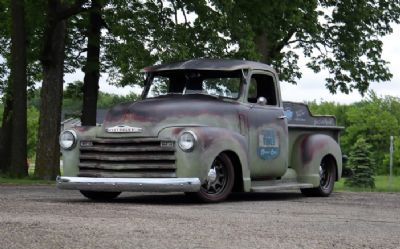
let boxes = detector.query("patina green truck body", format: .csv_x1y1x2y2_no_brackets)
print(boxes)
57,59,342,202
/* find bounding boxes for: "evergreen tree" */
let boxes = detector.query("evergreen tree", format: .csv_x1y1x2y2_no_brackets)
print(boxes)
345,138,375,188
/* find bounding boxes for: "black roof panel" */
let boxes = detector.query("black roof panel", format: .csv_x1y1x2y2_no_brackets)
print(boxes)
142,59,275,73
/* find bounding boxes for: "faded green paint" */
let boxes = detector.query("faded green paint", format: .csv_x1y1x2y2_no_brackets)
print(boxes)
60,59,342,193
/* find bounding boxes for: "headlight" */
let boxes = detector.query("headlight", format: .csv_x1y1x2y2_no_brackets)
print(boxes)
178,131,197,152
59,130,77,150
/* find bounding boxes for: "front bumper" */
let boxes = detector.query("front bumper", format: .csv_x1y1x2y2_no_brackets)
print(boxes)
56,176,201,192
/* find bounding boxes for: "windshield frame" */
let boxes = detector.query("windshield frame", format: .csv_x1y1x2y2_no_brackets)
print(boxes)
142,70,245,101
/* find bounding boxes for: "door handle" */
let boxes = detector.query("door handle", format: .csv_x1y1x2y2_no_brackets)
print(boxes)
277,115,287,119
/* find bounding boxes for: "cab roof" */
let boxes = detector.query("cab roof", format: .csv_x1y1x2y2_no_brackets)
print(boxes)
141,59,275,73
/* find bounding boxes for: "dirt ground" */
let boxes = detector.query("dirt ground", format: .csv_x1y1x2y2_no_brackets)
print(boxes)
0,185,399,249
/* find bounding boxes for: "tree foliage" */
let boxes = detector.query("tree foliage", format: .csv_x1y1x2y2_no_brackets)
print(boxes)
211,0,400,94
309,91,400,175
103,0,231,86
0,0,400,178
62,81,138,113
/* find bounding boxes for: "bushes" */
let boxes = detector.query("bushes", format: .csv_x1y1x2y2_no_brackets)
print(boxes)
345,138,375,188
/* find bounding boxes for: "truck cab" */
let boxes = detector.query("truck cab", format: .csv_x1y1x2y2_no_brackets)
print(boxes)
57,59,342,202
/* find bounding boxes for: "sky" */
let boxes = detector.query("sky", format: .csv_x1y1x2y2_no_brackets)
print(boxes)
65,24,400,104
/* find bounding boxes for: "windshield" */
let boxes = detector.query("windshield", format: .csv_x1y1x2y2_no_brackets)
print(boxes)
145,70,243,99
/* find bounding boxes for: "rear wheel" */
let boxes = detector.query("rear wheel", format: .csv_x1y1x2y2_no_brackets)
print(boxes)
301,157,336,197
80,191,121,201
192,153,235,203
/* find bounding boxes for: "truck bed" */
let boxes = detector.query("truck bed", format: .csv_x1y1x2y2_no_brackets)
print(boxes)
283,101,343,159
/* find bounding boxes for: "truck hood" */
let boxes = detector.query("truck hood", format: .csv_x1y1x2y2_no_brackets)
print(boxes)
101,94,244,137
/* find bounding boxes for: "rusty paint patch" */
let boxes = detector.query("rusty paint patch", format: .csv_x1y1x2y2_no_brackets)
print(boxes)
74,126,91,132
301,135,327,164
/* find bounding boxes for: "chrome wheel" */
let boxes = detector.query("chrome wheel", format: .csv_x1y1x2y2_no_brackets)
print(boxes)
301,157,336,197
203,158,229,195
195,153,235,203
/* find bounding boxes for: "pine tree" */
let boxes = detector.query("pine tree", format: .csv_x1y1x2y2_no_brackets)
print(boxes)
345,138,375,188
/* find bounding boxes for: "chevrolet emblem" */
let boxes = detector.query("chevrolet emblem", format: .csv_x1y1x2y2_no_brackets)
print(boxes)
106,125,143,133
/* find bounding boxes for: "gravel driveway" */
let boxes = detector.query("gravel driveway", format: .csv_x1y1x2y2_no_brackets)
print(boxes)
0,185,399,249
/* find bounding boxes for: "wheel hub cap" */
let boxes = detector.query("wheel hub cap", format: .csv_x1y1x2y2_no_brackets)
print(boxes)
207,168,217,182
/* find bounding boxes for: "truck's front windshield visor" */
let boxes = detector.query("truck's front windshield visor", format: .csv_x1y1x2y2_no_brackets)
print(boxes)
145,70,243,99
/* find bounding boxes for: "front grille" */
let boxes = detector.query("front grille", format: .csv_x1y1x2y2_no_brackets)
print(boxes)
78,138,176,178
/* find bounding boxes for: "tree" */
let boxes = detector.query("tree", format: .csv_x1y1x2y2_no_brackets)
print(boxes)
0,0,42,176
104,0,229,87
0,0,29,177
35,0,88,180
9,0,28,177
345,138,375,188
81,0,105,125
343,92,399,174
211,0,400,94
0,0,11,174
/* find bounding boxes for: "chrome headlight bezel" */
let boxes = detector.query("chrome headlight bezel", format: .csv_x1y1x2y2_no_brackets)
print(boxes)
178,131,197,152
59,130,77,150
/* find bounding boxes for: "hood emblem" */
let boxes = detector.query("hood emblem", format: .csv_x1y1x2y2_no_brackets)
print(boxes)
106,125,143,133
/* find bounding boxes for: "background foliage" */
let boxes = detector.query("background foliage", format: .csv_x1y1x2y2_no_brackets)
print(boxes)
0,0,399,179
308,91,400,176
0,82,138,159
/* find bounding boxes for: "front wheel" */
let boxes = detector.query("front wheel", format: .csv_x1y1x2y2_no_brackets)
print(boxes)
301,157,336,197
80,191,121,201
192,153,235,203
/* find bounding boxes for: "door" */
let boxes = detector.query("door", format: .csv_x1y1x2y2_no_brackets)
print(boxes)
247,71,288,178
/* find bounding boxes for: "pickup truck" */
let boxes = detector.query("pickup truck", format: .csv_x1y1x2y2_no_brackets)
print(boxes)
57,59,343,202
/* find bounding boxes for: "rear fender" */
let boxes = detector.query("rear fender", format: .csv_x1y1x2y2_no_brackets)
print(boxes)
291,134,342,186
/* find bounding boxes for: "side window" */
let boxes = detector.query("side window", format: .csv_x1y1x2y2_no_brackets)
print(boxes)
247,74,277,106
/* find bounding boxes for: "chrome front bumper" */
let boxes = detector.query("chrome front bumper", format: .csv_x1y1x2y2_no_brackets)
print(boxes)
56,176,201,192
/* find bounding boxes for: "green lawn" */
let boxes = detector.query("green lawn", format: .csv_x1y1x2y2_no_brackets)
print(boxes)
0,176,54,185
0,165,55,185
335,175,400,192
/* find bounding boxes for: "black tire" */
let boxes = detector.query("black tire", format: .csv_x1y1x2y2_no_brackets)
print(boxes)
193,153,235,203
80,191,121,201
301,157,336,197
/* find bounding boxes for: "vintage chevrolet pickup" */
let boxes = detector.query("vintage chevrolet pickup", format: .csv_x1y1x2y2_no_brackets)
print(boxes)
57,59,343,202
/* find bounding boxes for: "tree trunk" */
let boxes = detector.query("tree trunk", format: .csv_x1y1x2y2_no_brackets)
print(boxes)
254,33,273,64
35,7,67,180
81,0,102,126
8,0,28,177
0,94,13,174
34,1,87,180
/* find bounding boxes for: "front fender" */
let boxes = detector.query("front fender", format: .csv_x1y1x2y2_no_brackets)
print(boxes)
291,134,342,186
158,126,250,191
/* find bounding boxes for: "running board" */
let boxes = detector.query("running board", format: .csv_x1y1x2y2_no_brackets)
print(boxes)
250,181,314,192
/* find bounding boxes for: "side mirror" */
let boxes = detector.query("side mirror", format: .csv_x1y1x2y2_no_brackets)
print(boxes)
257,97,267,106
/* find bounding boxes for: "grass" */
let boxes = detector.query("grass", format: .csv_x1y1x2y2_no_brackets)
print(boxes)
335,175,400,192
0,166,55,185
0,176,54,185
